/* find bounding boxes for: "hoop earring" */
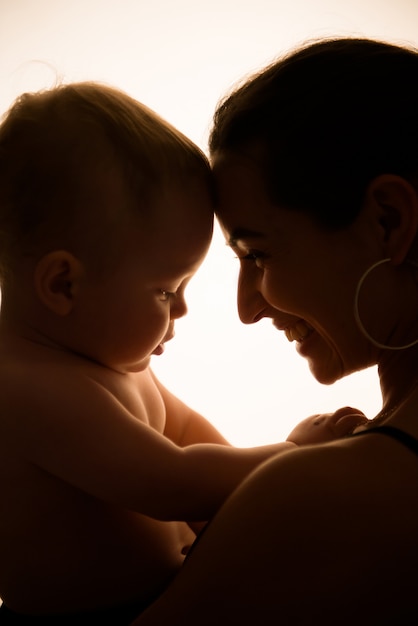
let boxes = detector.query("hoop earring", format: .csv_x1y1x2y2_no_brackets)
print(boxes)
354,258,418,351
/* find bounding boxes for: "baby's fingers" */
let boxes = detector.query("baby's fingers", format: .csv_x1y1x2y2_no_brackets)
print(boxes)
333,407,369,437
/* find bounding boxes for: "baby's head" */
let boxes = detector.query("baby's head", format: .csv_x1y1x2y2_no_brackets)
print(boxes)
0,82,213,279
0,83,214,369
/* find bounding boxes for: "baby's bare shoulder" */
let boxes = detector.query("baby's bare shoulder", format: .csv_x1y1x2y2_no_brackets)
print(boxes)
0,343,141,436
0,346,96,403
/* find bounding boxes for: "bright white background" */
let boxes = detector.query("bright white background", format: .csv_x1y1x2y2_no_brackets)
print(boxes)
1,0,417,445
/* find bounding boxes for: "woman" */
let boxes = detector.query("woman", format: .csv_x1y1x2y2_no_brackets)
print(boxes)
134,38,418,625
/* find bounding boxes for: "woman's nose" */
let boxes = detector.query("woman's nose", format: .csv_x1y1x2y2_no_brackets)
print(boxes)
237,267,267,324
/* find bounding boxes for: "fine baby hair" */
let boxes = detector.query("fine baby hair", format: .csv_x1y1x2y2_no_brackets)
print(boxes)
0,82,212,285
209,38,418,229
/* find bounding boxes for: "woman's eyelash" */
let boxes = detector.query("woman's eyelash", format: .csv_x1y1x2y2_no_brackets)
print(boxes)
234,250,266,262
243,251,264,261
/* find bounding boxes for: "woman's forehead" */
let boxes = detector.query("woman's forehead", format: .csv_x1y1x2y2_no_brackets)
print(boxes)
213,154,278,231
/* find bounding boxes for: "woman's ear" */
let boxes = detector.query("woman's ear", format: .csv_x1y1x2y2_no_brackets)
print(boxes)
34,250,84,316
367,174,418,265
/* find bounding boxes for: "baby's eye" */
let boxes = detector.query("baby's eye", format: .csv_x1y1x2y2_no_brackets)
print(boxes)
159,289,177,302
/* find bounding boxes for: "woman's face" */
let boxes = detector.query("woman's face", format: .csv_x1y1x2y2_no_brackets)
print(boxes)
213,152,379,384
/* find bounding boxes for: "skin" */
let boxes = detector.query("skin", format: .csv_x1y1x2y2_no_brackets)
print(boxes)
213,154,386,385
0,168,351,616
132,153,418,625
0,179,223,613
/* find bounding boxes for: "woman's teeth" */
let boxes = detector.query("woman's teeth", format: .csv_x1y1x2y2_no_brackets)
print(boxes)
285,322,312,342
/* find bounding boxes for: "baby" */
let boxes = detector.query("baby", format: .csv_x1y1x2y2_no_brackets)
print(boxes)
0,83,365,624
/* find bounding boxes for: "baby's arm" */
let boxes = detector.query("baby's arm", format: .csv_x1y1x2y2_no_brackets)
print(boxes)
156,368,367,449
13,369,294,524
150,372,230,447
150,372,231,532
286,406,369,445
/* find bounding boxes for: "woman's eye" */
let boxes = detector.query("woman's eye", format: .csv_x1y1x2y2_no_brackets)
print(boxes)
243,251,262,261
239,250,266,268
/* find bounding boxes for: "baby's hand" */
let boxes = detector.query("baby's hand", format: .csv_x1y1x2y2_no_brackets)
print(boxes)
286,407,369,445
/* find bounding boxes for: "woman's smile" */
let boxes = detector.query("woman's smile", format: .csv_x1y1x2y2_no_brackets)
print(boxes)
283,320,313,343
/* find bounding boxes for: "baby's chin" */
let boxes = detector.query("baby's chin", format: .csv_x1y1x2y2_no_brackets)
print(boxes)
109,355,152,374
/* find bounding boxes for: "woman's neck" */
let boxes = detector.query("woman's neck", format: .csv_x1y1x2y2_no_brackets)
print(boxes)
376,346,418,425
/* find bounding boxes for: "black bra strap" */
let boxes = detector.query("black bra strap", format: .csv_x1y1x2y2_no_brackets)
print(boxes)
352,425,418,457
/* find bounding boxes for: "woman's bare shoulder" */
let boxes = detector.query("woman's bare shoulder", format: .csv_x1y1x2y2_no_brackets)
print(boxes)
133,435,418,626
246,432,418,507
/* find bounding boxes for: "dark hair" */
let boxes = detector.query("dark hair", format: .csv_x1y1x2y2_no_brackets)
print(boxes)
0,82,212,278
209,38,418,228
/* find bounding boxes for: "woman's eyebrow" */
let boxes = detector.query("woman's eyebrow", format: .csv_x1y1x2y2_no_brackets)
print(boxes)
228,228,264,246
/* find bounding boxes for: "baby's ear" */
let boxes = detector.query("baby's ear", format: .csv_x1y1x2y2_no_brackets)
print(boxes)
34,250,84,316
367,174,418,265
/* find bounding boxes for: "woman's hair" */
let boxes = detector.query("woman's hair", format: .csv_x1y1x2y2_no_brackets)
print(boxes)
0,82,212,277
209,38,418,229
